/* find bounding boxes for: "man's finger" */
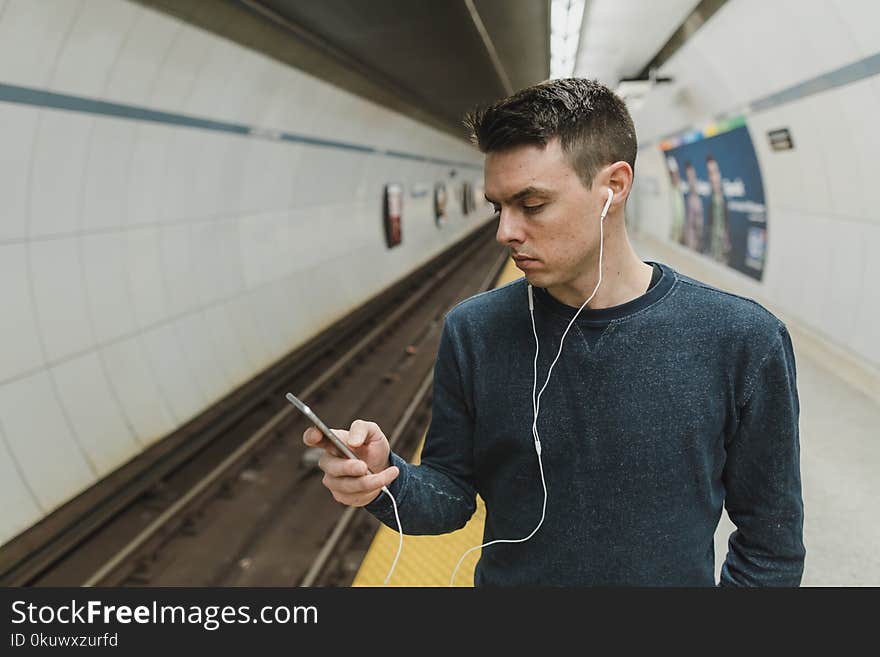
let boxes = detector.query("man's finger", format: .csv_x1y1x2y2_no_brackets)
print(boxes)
302,427,323,446
347,420,368,447
347,419,381,447
339,491,384,507
323,472,377,495
379,465,400,487
325,466,399,495
319,452,369,478
303,427,345,457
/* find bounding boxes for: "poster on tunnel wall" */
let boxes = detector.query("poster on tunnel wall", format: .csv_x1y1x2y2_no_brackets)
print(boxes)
660,119,767,281
383,183,403,248
434,182,448,227
460,181,475,216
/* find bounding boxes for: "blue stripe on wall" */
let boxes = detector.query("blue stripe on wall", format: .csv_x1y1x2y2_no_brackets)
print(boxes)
642,50,880,148
0,82,481,170
749,51,880,113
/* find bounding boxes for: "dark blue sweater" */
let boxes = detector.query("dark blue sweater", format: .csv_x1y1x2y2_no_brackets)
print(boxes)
366,262,805,586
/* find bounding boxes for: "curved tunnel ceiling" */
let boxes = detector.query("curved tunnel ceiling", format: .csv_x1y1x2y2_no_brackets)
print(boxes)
135,0,549,139
249,0,551,137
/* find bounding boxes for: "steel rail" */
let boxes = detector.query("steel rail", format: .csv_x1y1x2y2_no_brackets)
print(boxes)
299,247,509,587
81,234,496,586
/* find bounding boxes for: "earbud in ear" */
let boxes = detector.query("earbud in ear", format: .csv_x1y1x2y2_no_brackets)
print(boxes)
600,188,614,220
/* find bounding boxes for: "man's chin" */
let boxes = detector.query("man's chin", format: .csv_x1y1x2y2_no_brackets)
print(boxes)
522,271,549,287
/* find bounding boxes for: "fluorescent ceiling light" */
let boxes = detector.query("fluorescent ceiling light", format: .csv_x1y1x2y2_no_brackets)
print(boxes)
550,0,586,79
615,78,653,99
615,70,673,108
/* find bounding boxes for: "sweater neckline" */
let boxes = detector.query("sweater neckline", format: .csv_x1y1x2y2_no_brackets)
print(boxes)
532,261,675,326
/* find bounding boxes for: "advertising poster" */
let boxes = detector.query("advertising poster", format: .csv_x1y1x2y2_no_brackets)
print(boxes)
434,182,447,227
461,181,475,216
475,183,486,213
383,183,403,248
660,117,767,280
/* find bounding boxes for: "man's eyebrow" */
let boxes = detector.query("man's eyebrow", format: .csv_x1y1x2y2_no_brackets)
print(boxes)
484,186,553,205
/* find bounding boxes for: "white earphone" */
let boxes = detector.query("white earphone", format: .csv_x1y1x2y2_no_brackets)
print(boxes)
449,188,614,586
600,186,614,220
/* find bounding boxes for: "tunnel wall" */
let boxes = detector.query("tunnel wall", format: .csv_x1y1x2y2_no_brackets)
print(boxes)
0,0,489,544
630,0,880,374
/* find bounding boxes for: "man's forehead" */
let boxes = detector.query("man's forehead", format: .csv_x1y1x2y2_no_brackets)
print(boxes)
484,140,561,171
483,141,568,200
483,184,554,204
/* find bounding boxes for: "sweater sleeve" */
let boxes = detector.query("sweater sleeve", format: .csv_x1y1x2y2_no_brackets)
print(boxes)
364,312,477,534
719,324,806,586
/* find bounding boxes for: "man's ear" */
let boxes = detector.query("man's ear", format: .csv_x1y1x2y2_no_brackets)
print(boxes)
604,161,634,209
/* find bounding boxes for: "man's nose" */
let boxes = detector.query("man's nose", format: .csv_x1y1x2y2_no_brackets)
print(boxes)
495,210,524,246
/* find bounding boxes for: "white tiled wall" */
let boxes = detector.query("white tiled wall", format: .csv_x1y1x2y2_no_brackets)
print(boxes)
30,238,95,362
0,0,487,545
0,244,44,382
0,103,34,241
631,0,880,375
0,419,45,539
52,351,141,475
0,371,95,512
51,0,138,98
83,118,133,232
101,335,176,444
0,0,80,89
30,111,94,238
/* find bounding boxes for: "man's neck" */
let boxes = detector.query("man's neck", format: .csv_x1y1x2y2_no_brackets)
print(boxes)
545,231,654,310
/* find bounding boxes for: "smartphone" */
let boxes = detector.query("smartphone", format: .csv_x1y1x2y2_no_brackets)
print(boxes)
287,392,393,505
285,392,362,462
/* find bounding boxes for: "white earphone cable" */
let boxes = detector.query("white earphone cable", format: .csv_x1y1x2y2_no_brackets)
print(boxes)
382,486,404,586
449,189,612,587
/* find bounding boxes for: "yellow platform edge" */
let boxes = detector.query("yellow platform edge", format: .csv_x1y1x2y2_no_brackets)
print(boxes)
352,257,522,587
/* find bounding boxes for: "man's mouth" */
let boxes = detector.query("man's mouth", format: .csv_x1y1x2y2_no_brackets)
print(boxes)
512,254,540,270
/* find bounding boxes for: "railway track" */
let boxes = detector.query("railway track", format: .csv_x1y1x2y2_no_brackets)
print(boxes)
302,251,506,587
2,219,506,587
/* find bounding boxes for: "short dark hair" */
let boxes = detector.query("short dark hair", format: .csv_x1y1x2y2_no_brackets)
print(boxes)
464,78,637,188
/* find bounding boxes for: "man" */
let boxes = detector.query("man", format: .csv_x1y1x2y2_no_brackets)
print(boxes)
666,156,686,245
706,154,732,264
683,161,705,252
304,78,805,586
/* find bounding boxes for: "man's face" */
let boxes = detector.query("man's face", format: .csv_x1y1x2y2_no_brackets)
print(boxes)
484,138,607,289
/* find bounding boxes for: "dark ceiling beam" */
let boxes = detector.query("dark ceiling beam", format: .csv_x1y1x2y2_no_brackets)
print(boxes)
238,0,461,129
636,0,729,79
472,0,551,91
463,0,514,95
129,0,467,139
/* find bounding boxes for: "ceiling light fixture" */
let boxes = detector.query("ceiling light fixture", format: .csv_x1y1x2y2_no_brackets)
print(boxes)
550,0,586,79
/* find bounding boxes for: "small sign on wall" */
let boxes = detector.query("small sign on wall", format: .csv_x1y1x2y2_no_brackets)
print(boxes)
434,182,448,227
461,182,475,216
767,128,794,151
383,183,403,248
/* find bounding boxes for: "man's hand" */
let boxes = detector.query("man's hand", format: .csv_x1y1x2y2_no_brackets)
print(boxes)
303,419,399,507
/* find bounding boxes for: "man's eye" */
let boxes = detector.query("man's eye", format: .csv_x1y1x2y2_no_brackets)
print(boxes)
523,204,544,213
